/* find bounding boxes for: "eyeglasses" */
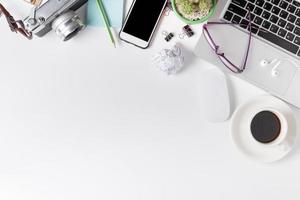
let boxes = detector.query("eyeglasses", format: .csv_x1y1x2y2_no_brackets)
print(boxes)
202,13,265,74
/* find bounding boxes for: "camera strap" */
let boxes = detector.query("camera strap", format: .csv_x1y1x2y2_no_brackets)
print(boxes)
0,3,32,40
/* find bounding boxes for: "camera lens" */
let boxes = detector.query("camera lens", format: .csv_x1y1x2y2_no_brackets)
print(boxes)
52,11,85,41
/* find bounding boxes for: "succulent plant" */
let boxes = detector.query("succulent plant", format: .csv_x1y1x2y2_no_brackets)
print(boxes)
189,0,200,3
175,0,213,21
199,0,211,10
176,0,211,14
175,0,197,14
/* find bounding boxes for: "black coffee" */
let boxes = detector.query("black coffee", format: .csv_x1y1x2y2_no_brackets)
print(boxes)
250,111,281,143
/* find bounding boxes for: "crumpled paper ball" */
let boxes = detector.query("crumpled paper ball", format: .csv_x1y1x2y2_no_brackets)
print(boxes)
153,45,185,75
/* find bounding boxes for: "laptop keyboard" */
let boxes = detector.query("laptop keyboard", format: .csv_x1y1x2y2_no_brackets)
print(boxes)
222,0,300,56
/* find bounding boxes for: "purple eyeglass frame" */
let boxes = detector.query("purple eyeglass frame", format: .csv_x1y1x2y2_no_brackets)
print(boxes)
202,12,263,74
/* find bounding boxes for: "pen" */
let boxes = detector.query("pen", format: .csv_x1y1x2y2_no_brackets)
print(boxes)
96,0,116,47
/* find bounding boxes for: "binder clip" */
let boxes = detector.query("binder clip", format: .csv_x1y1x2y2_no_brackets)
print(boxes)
162,31,174,42
179,25,194,39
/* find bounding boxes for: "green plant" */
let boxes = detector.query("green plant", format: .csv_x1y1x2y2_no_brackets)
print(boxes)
172,0,216,24
175,0,198,14
199,0,211,10
175,0,211,14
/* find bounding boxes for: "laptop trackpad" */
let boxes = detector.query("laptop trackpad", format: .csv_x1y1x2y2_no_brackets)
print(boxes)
199,25,298,96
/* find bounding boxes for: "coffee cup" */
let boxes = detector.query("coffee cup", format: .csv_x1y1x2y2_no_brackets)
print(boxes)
249,108,289,148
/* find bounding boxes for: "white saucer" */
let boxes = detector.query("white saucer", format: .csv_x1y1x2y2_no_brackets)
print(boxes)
230,95,298,163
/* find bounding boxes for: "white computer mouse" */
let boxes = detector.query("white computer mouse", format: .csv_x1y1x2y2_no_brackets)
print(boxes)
198,67,231,122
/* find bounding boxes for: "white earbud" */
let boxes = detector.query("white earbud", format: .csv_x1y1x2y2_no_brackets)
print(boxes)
260,59,277,67
271,61,281,77
260,60,270,67
271,69,279,77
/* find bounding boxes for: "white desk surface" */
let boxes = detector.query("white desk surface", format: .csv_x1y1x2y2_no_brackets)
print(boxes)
1,1,300,200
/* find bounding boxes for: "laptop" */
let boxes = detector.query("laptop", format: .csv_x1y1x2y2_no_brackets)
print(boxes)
194,0,300,108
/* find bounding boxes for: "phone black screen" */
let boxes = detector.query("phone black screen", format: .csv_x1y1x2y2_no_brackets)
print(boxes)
123,0,166,41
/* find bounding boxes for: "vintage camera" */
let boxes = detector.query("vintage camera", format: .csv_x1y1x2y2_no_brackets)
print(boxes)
23,0,88,41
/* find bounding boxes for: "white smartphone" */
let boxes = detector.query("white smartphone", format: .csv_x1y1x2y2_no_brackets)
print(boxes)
119,0,167,49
